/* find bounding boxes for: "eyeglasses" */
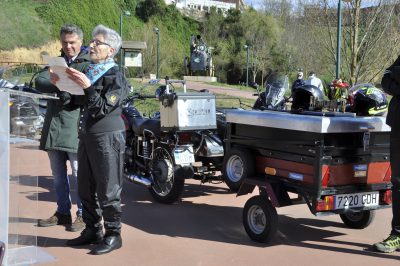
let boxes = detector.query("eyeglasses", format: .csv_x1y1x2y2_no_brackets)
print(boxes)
90,39,111,47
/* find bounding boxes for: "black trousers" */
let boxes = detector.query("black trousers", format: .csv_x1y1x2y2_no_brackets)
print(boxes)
77,131,125,235
390,125,400,236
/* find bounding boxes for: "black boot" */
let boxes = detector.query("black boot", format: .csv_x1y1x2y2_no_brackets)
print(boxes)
90,234,122,255
66,228,103,246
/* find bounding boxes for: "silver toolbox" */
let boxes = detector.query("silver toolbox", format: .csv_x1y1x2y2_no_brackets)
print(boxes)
160,93,216,131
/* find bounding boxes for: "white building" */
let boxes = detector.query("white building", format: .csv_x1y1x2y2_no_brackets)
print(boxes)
165,0,245,14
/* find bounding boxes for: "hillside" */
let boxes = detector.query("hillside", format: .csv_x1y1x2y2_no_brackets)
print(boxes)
0,0,200,77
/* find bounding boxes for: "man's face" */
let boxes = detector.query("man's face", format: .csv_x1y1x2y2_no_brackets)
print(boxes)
60,33,82,59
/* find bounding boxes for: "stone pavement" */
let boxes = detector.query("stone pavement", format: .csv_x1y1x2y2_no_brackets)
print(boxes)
6,141,400,266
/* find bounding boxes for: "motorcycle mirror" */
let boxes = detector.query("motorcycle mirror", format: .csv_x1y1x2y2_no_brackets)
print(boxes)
248,82,259,90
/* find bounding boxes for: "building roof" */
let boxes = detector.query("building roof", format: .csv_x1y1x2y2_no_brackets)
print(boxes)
122,41,147,50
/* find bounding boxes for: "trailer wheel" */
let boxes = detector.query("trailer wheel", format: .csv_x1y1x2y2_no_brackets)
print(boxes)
222,148,254,192
339,210,375,229
243,196,278,243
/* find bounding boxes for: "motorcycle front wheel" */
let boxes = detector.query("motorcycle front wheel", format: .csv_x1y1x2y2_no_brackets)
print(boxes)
149,147,185,204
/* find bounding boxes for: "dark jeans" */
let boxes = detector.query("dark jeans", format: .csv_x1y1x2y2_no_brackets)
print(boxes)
390,127,400,236
77,131,125,235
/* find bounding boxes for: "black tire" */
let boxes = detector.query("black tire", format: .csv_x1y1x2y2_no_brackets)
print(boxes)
339,210,375,229
149,148,185,204
243,196,278,243
222,148,254,192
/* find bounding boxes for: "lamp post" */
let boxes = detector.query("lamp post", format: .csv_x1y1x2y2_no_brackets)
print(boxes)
153,27,160,79
244,44,250,86
119,10,131,70
336,0,351,79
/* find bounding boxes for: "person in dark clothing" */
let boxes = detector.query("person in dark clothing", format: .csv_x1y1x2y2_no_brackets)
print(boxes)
57,24,129,255
291,71,305,94
190,34,204,53
373,56,400,253
36,24,90,232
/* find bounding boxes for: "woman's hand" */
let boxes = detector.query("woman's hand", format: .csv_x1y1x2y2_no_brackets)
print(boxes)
49,68,59,85
65,67,91,89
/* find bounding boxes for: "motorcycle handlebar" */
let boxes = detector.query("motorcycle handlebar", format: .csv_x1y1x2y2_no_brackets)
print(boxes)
124,94,156,103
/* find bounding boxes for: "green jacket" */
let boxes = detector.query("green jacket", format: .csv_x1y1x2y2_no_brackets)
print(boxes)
35,49,91,152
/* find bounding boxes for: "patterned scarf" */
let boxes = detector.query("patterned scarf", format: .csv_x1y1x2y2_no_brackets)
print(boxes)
85,58,116,84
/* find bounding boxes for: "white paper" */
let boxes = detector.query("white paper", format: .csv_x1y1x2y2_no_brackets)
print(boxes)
42,55,85,95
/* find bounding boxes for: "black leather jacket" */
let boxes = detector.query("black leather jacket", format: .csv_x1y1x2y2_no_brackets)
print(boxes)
381,55,400,130
78,66,130,134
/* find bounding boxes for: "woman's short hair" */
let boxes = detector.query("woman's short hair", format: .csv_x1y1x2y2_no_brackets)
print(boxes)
60,24,83,40
92,24,122,57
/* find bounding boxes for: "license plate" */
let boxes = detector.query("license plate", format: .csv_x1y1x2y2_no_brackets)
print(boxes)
335,192,379,210
173,145,195,166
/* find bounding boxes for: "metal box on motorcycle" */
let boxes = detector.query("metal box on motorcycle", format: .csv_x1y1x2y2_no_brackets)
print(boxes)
160,93,217,131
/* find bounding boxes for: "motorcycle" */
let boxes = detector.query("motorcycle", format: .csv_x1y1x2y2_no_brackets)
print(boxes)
252,73,290,111
0,67,45,137
122,79,224,204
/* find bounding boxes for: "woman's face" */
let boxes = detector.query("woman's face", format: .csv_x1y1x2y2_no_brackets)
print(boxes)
89,34,114,63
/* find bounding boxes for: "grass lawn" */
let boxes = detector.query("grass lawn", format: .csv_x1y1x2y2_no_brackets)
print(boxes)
127,79,254,117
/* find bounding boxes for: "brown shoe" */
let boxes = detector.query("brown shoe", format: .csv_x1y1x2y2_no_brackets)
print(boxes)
38,212,72,227
67,216,85,232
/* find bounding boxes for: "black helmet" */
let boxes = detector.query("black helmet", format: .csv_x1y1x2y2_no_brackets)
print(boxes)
351,85,388,116
292,85,324,111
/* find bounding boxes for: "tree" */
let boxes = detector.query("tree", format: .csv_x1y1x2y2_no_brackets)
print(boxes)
342,0,400,84
292,0,400,84
241,9,282,85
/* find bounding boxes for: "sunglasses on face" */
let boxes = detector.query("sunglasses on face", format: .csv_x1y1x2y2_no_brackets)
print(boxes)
90,39,111,47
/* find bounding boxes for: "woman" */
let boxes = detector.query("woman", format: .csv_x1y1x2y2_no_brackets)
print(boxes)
61,24,130,255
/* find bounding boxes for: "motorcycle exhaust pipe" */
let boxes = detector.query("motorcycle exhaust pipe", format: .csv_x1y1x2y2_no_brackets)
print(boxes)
124,173,152,187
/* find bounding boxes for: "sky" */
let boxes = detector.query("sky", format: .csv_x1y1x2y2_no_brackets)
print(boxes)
243,0,381,11
245,0,263,10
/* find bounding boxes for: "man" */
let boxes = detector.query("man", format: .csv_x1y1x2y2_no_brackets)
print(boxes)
36,24,90,232
291,71,305,95
190,34,204,53
304,71,324,93
373,56,400,253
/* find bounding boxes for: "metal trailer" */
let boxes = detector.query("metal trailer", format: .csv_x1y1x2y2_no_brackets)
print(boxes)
223,109,392,243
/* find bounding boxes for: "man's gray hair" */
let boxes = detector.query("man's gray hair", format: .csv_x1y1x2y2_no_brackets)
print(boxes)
60,24,83,40
92,24,122,58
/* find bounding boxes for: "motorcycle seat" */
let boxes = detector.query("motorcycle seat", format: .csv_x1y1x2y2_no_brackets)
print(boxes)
132,118,161,136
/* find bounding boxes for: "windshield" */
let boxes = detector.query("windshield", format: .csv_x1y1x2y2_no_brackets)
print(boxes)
265,72,289,89
264,73,290,109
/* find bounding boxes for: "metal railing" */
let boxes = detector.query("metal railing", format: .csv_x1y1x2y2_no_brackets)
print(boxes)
0,62,46,75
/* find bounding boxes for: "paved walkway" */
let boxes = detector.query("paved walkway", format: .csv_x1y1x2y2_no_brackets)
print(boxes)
5,141,400,266
133,78,258,100
185,81,258,100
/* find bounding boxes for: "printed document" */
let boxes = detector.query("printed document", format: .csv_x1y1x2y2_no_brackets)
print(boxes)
42,55,85,95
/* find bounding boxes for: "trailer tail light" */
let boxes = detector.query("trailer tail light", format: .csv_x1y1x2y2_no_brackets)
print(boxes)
321,165,330,188
316,196,334,211
382,190,392,205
